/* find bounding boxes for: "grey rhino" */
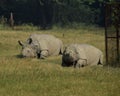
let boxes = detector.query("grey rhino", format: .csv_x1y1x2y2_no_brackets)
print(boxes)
18,34,63,59
62,44,103,68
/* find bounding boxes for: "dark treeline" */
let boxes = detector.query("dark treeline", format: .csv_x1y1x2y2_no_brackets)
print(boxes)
0,0,116,29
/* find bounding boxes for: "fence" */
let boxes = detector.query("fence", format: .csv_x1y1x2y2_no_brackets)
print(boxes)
105,2,120,67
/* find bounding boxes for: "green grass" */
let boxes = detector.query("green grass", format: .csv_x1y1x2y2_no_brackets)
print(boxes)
0,28,120,96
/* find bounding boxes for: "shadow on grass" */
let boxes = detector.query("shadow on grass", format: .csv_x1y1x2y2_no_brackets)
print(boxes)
16,54,24,59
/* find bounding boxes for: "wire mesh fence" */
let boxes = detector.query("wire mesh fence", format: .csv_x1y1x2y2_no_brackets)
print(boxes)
105,2,120,67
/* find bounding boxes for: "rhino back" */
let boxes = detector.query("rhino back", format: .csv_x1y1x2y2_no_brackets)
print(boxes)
28,34,63,56
78,44,103,65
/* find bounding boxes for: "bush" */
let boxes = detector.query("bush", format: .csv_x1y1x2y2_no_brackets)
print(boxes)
13,23,39,31
0,16,8,29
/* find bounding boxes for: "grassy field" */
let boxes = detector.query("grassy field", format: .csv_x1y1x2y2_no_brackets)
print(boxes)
0,28,120,96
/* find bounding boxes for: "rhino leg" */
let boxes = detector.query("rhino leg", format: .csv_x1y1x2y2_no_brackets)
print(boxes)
40,50,49,59
75,59,87,68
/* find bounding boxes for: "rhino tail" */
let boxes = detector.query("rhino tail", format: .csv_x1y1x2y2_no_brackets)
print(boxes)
59,40,63,55
59,46,63,55
98,54,103,65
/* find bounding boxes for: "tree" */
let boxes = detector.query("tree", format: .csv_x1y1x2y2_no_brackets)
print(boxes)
0,0,115,28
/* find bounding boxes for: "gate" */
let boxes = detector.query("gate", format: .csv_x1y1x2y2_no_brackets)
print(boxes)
105,2,120,67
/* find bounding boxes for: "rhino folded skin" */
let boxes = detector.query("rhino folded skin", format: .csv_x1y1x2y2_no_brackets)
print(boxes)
62,44,103,68
18,34,63,58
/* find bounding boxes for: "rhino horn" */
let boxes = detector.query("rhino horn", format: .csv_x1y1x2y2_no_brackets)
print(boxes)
18,40,24,46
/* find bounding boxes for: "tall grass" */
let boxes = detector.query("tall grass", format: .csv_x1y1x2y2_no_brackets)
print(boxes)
0,28,120,96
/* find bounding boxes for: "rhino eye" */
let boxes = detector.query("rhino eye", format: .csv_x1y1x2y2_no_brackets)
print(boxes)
27,50,30,53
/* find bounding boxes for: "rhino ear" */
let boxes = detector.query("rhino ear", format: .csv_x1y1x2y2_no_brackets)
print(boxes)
18,40,24,46
28,38,33,44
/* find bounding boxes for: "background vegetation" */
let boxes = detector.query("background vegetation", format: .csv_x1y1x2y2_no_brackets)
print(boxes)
0,0,118,29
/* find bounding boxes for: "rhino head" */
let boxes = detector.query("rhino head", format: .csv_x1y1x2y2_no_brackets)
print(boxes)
63,47,78,61
62,46,78,66
18,39,38,58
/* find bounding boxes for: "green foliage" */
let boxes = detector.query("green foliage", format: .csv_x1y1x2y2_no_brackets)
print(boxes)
0,16,7,25
0,0,118,28
13,23,39,31
0,16,9,30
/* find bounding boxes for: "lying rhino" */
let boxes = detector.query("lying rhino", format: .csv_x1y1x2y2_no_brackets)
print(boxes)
62,44,103,68
18,34,63,59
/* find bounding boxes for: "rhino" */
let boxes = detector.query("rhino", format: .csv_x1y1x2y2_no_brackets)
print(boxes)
62,44,103,68
18,34,63,59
